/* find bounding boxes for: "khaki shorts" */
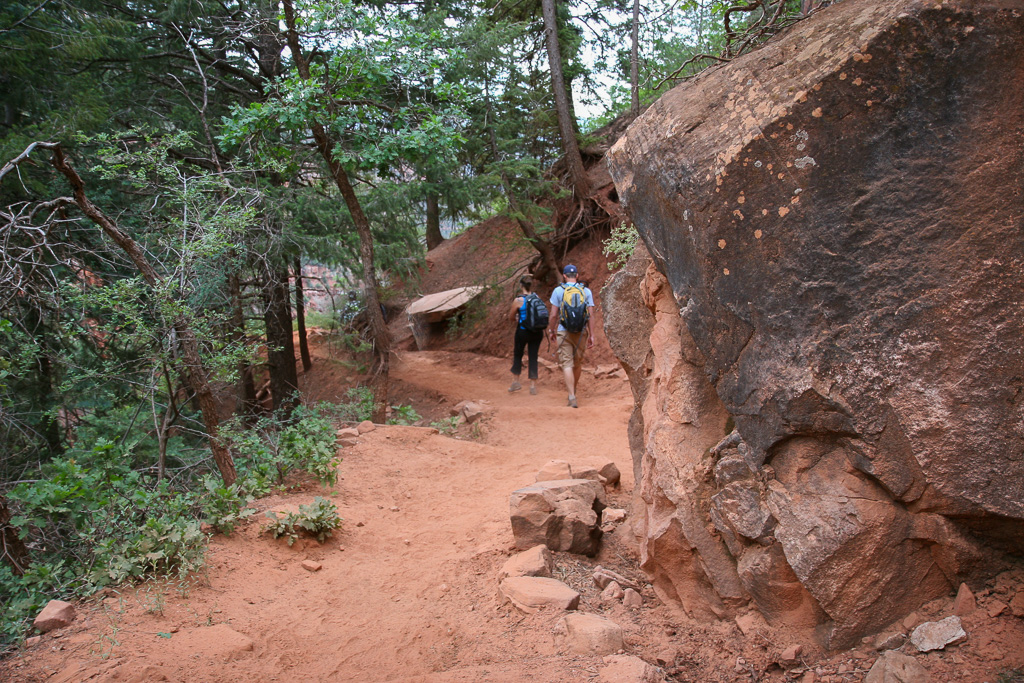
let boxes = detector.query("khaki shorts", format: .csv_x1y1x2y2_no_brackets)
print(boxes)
556,329,588,370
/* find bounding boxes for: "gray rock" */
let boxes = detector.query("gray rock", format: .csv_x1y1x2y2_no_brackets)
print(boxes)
910,616,967,652
510,479,604,555
710,482,774,542
874,631,907,651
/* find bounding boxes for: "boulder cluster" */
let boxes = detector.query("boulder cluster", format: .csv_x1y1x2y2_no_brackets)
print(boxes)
501,459,665,682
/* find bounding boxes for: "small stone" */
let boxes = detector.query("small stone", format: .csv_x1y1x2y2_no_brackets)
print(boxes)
403,539,411,545
864,650,929,683
953,583,976,617
602,508,627,525
598,462,621,487
1010,590,1024,618
873,631,907,651
356,521,365,527
987,600,1007,618
499,576,580,612
593,566,640,591
456,401,486,424
498,545,555,581
735,613,758,636
599,654,665,683
903,612,923,630
779,644,803,668
910,616,967,652
623,588,643,609
536,460,573,482
601,581,625,602
33,600,76,634
356,420,376,434
555,613,624,655
337,546,345,552
337,438,359,448
301,560,322,572
389,506,400,512
801,673,816,683
336,427,359,438
654,650,676,666
26,636,41,646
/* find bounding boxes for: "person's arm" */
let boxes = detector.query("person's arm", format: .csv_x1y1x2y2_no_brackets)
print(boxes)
511,296,524,323
586,307,595,347
547,288,560,339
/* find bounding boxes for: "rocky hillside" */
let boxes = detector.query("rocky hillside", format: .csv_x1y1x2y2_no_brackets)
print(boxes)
603,0,1024,650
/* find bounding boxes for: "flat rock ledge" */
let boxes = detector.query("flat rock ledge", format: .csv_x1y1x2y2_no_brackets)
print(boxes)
499,576,580,613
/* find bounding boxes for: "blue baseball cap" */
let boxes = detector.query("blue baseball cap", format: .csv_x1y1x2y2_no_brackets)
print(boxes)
563,264,578,275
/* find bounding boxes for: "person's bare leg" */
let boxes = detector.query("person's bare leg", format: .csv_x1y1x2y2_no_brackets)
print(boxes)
563,365,575,399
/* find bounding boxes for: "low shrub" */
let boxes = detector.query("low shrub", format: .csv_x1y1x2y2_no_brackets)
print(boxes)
264,497,342,545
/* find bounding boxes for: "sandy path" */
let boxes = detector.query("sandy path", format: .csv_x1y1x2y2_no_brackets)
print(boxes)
4,350,636,683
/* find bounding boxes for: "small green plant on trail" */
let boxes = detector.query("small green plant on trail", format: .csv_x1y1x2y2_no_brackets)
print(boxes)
603,221,639,270
998,669,1024,683
389,404,421,426
430,416,461,435
264,497,343,546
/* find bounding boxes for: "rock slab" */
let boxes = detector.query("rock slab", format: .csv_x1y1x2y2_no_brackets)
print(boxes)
600,654,664,683
498,545,554,580
864,650,930,683
499,576,580,612
555,613,624,655
910,616,967,652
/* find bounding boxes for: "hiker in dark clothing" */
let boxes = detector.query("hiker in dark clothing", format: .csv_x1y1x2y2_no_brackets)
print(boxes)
509,276,545,395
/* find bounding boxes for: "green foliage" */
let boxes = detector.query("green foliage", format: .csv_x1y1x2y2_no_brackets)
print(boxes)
388,404,421,426
603,221,639,270
199,478,256,535
0,441,207,650
222,404,342,488
263,497,343,545
430,416,461,435
998,669,1024,683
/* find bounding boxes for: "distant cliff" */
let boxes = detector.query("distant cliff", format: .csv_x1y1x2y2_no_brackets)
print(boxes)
603,0,1024,648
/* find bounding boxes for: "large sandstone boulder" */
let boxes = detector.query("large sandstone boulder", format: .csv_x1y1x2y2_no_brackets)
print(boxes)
604,0,1024,648
509,479,605,555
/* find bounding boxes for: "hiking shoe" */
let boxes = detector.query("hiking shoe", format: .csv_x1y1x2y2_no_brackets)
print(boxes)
529,386,537,395
508,381,522,393
568,396,578,408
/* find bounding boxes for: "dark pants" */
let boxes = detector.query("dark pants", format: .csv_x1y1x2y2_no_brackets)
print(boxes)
511,327,544,379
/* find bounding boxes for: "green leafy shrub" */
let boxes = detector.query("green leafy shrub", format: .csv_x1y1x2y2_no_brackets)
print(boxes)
263,497,342,545
388,404,421,426
221,404,341,488
0,441,206,650
199,478,256,535
603,221,639,270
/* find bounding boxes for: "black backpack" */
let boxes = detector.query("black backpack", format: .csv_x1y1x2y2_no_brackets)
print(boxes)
522,293,549,331
558,284,589,333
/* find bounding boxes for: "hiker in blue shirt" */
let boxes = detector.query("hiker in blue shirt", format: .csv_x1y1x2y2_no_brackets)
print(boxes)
508,275,546,395
547,265,594,408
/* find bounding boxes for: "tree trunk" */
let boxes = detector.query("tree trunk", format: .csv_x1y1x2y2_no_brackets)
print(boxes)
262,265,299,416
541,0,590,200
0,495,29,575
282,0,390,423
229,271,259,420
425,190,444,251
294,257,312,372
50,146,237,485
630,0,641,116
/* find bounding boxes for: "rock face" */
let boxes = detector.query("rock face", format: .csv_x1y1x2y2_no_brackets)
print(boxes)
509,479,605,555
604,0,1024,648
